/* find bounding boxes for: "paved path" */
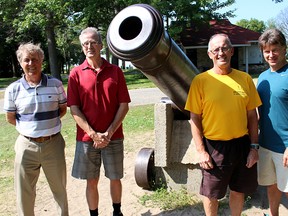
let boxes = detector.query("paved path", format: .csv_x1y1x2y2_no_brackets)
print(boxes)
0,88,167,114
128,87,167,106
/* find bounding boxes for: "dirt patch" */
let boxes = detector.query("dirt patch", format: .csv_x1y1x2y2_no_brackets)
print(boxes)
1,131,288,215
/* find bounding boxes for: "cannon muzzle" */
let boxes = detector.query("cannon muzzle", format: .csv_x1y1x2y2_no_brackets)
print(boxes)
107,4,199,115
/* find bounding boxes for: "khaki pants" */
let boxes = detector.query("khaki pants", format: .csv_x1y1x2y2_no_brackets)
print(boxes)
14,133,68,216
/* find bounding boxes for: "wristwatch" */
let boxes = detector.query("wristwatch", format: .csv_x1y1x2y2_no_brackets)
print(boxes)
250,143,260,150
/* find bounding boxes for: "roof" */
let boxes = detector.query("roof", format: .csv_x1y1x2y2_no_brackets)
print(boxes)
180,19,261,47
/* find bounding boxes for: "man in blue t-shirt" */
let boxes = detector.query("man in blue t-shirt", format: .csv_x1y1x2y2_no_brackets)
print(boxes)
257,28,288,216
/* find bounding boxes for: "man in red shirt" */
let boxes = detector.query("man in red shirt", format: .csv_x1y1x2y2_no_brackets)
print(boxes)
67,27,130,216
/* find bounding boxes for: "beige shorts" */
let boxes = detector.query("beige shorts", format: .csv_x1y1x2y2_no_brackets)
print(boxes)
258,147,288,192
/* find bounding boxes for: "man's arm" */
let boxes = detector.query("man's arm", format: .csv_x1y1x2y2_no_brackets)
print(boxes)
6,112,16,126
247,109,259,144
106,103,129,139
70,105,95,138
59,103,67,118
246,109,259,168
190,112,213,169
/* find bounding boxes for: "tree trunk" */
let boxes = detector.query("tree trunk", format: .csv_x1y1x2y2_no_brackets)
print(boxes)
46,24,62,80
122,60,125,69
12,54,21,77
105,47,110,62
111,55,119,66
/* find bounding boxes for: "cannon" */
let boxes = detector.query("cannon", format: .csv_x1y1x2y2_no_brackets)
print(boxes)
107,4,200,189
107,4,199,115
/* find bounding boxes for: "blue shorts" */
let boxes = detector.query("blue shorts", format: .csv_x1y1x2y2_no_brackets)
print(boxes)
72,139,124,180
200,135,258,199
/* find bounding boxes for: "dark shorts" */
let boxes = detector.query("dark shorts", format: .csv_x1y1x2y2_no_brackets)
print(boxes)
200,135,258,199
72,139,124,180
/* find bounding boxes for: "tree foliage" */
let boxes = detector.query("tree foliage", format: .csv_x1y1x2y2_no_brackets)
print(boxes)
151,0,236,39
12,0,75,80
266,18,277,30
0,0,236,78
236,18,266,33
275,6,288,40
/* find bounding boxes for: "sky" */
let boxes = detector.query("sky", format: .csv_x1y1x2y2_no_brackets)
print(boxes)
218,0,288,24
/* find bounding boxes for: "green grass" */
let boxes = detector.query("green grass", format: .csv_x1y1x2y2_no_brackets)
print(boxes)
0,175,14,194
60,111,77,148
54,69,156,90
0,77,18,89
139,187,201,211
0,103,155,170
123,104,154,133
0,77,19,99
0,115,18,168
124,70,156,89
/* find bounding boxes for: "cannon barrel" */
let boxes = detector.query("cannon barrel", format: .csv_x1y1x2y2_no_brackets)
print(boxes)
107,4,199,114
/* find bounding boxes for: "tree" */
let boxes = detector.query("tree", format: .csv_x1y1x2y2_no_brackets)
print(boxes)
266,18,277,30
275,6,288,39
11,0,74,80
0,0,26,77
236,18,266,33
151,0,236,39
0,0,237,77
70,0,236,55
70,0,148,64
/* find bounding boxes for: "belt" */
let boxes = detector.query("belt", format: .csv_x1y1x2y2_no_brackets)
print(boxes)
24,132,59,143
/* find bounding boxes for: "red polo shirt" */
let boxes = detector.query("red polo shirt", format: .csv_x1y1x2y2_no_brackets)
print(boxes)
67,58,131,141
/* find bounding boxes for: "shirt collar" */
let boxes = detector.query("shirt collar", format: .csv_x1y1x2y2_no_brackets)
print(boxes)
82,58,111,71
20,73,48,89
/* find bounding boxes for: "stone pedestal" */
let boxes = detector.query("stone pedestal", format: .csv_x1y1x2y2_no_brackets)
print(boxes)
154,102,201,193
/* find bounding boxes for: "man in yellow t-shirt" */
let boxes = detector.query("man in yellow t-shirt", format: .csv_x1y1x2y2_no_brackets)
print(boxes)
185,33,262,216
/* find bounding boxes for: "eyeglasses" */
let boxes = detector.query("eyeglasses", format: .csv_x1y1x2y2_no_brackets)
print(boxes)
82,41,99,48
209,47,231,55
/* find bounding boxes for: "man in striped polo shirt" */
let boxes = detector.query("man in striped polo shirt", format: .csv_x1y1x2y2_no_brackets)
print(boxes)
4,43,69,216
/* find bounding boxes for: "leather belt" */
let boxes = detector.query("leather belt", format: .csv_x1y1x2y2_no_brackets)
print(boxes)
24,132,59,143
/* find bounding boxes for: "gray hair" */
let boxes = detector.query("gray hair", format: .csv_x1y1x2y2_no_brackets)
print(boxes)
208,33,233,51
16,42,44,63
79,27,102,44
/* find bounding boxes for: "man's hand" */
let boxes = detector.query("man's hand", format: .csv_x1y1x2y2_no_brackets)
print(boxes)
198,151,214,170
283,148,288,167
246,149,258,168
90,132,110,149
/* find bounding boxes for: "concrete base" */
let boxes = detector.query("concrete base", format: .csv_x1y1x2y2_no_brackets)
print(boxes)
154,163,202,194
154,102,200,193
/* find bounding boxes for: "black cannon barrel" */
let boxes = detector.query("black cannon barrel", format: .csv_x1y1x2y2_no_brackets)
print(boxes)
107,4,199,114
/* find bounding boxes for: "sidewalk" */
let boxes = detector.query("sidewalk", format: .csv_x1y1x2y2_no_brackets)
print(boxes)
128,87,166,106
